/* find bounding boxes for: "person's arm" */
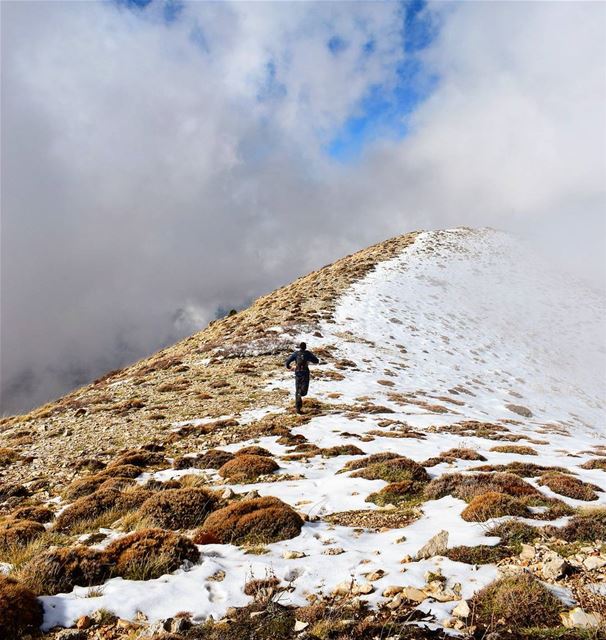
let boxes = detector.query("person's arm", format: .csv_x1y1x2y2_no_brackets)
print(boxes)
307,351,320,364
285,352,296,369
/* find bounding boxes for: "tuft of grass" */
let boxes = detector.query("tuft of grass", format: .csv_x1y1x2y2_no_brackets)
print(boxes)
350,457,429,484
538,472,600,501
196,496,303,545
461,492,529,522
445,544,510,564
470,573,562,631
490,445,538,456
544,507,606,543
218,455,279,483
580,458,606,471
487,520,543,552
138,487,219,530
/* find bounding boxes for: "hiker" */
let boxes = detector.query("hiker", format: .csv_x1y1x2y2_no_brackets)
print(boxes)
285,342,319,413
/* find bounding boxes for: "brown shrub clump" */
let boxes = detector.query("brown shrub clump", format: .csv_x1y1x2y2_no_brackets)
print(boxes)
424,448,487,466
107,450,165,469
470,462,567,477
10,505,54,523
55,487,151,531
461,492,529,522
105,528,200,579
0,448,20,466
487,520,542,551
0,575,43,640
470,574,561,630
490,445,538,455
243,576,280,597
350,456,429,484
0,519,45,549
321,445,365,457
424,472,539,501
138,487,219,529
538,472,599,501
366,480,424,507
196,496,303,545
580,458,606,471
235,446,273,457
341,452,401,472
20,546,110,595
64,465,142,499
218,455,279,483
544,508,606,542
197,449,235,469
445,544,510,565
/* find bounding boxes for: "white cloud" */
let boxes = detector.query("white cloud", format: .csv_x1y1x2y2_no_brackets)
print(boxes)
1,0,604,414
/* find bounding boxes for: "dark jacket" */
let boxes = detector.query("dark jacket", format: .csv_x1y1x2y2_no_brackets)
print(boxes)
285,349,319,372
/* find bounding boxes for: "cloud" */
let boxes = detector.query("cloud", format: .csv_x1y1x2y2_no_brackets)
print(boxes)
1,0,604,414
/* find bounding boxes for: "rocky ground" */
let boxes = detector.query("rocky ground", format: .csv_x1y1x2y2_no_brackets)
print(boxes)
1,228,605,640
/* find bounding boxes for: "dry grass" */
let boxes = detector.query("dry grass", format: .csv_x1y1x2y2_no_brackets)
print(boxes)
196,496,303,545
107,449,166,469
350,456,429,484
218,454,279,482
0,575,43,639
423,448,487,466
486,521,544,552
461,491,529,522
365,480,425,507
138,487,219,529
341,452,401,472
538,472,600,501
490,445,538,456
320,445,365,458
18,546,110,595
470,574,562,631
9,505,54,523
444,544,510,564
104,528,200,579
470,462,568,477
235,446,273,457
544,508,606,542
0,519,46,549
580,458,606,471
0,448,20,466
424,471,540,501
176,449,235,470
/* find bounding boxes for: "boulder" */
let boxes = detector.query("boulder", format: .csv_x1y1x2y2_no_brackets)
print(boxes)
416,530,448,559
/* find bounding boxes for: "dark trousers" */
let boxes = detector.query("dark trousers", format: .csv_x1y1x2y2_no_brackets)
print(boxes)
295,371,310,398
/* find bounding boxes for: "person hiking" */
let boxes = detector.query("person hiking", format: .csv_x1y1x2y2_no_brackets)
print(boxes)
285,342,319,413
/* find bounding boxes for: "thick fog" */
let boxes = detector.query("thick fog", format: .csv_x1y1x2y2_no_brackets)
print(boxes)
1,1,605,415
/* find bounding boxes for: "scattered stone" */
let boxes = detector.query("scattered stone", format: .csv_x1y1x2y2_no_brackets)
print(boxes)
452,600,470,618
333,580,373,596
244,490,260,500
169,617,191,633
76,616,92,629
416,530,448,559
402,586,427,603
583,555,606,571
541,551,568,580
294,620,309,631
323,547,344,555
519,544,535,561
382,585,404,597
366,569,386,581
283,550,306,559
506,404,533,418
221,488,235,500
56,631,86,640
561,607,603,629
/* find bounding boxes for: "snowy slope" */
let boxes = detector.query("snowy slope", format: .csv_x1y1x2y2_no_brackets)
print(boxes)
40,228,606,631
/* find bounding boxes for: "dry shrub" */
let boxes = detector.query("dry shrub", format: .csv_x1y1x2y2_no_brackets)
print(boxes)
441,448,487,462
197,449,235,469
366,480,425,507
64,464,143,500
538,472,599,501
0,448,20,466
138,487,219,529
196,496,303,545
0,483,29,501
580,458,606,471
218,455,279,482
424,472,539,501
350,456,429,484
445,544,510,564
470,462,567,477
0,575,43,639
544,508,606,542
243,576,280,598
487,521,543,552
490,445,538,456
341,452,401,472
105,528,200,578
470,574,561,630
55,487,151,531
10,505,54,523
321,445,365,457
0,519,45,549
19,546,110,595
108,450,165,469
235,446,273,457
461,492,529,522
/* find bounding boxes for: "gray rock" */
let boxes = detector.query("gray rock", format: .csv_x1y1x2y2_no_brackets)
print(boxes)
416,530,449,559
542,552,568,580
56,631,86,640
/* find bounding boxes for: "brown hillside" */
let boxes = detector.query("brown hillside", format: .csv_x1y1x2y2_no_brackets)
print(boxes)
0,232,418,494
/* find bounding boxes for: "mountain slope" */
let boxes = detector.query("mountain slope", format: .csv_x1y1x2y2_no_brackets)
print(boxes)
1,227,605,638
